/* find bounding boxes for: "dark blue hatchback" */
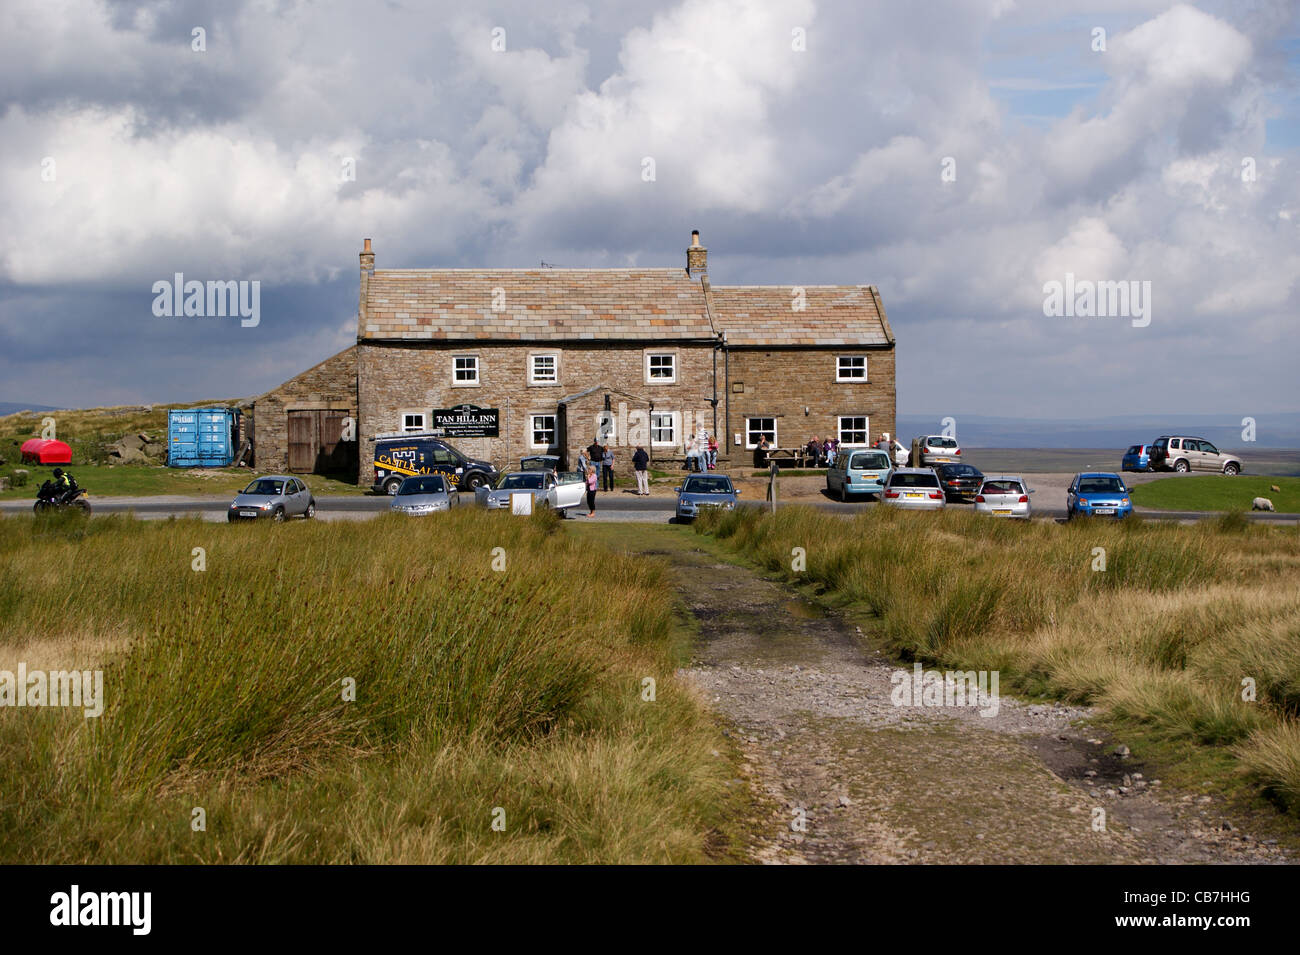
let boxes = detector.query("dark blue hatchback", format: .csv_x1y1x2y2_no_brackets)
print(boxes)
1121,444,1150,472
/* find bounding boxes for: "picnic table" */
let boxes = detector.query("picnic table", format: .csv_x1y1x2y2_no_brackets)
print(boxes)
757,447,822,469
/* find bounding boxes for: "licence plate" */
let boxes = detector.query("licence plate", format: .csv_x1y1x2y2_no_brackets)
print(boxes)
1095,507,1115,515
993,508,1011,515
240,510,258,518
905,493,922,499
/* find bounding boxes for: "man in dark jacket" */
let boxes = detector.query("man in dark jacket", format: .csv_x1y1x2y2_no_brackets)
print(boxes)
587,440,604,487
632,446,650,496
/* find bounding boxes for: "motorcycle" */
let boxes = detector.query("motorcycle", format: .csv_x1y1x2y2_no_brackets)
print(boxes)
34,480,92,515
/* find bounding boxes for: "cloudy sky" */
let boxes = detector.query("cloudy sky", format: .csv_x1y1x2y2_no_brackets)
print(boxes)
1,0,1296,420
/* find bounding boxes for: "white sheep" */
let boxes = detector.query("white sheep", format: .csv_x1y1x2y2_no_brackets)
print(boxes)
1252,497,1275,512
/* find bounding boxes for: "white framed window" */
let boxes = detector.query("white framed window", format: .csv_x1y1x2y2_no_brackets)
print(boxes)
529,353,558,385
836,355,868,382
838,415,869,445
646,352,677,384
650,412,677,446
530,414,556,448
746,418,776,449
453,355,479,386
400,411,427,433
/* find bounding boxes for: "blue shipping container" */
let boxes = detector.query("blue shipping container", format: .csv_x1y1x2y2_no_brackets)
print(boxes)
168,408,238,467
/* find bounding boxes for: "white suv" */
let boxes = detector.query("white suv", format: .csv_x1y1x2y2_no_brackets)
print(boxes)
1149,436,1242,475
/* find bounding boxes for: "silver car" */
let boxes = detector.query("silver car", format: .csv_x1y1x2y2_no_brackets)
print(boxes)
475,470,586,515
228,475,315,522
881,467,946,510
390,474,459,514
916,435,962,466
973,474,1033,519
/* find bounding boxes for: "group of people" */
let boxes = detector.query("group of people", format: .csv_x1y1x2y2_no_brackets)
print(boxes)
803,436,840,468
684,434,718,472
576,440,653,516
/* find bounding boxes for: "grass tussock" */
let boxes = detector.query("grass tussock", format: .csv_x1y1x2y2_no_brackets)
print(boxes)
0,509,735,863
696,505,1300,812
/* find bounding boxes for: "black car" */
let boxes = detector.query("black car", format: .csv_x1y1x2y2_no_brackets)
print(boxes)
934,463,984,502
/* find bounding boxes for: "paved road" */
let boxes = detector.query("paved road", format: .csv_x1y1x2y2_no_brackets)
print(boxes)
2,493,1295,524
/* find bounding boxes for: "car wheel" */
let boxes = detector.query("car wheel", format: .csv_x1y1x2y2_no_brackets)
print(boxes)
227,513,236,522
1223,463,1239,476
463,472,488,491
384,478,403,496
1174,459,1190,473
305,500,316,518
838,484,847,502
272,506,285,523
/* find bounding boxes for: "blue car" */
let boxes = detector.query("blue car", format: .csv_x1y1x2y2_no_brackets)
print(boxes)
1066,472,1134,520
1121,444,1150,472
674,474,739,521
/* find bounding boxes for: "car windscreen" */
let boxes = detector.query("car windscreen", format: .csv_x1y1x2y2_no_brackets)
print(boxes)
1126,446,1141,455
496,473,544,490
981,480,1024,495
940,465,978,476
398,476,446,495
682,477,733,494
244,479,284,495
889,473,939,488
849,452,891,470
1079,477,1125,494
927,437,958,448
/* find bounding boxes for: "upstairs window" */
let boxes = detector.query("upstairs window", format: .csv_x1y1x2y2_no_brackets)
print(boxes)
836,355,867,382
530,354,558,384
646,353,677,383
453,355,479,385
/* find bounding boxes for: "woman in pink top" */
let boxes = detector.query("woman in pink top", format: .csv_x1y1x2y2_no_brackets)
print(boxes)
585,465,598,517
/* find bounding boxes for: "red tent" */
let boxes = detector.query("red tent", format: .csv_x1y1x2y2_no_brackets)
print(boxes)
20,438,73,465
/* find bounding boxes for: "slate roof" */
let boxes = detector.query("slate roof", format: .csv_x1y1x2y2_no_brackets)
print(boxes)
362,269,712,341
360,267,894,348
708,286,891,347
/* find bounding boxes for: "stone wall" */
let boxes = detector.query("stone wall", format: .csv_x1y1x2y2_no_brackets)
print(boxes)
252,346,358,473
354,340,895,484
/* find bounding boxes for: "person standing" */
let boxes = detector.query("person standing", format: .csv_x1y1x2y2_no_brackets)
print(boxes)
587,438,604,487
585,464,599,517
577,447,589,476
602,445,615,491
684,436,699,473
632,445,650,495
706,433,718,470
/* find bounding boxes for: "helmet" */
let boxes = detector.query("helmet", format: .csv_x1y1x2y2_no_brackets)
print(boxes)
53,468,64,478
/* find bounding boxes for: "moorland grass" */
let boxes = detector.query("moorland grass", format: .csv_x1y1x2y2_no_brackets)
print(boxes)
0,508,735,862
695,505,1300,813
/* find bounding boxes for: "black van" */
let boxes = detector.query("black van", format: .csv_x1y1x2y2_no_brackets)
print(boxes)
372,434,498,495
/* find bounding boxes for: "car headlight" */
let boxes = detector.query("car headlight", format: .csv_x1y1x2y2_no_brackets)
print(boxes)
1121,498,1130,506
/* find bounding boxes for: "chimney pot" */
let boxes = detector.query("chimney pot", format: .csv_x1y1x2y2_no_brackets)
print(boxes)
363,238,372,253
686,231,707,279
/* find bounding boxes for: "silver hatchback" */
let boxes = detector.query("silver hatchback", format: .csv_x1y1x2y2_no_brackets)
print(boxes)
228,475,315,522
881,468,946,510
974,475,1033,519
390,474,459,514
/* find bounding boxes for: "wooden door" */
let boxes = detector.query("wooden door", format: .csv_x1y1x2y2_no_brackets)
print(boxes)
288,412,316,472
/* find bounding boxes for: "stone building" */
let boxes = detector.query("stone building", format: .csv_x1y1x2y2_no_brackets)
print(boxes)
255,232,896,485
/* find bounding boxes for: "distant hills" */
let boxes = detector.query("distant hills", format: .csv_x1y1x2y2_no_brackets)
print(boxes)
897,414,1300,450
0,402,60,417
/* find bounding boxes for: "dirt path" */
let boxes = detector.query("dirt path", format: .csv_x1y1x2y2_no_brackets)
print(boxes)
646,533,1291,865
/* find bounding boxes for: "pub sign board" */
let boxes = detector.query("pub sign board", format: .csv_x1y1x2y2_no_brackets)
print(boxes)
431,404,500,438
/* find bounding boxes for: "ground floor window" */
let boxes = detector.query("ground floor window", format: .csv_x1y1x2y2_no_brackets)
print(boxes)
838,415,869,445
530,414,556,448
650,412,676,446
401,412,426,433
746,417,776,448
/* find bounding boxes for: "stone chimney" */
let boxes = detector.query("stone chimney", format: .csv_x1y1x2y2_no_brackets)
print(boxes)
686,230,707,279
358,238,374,332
